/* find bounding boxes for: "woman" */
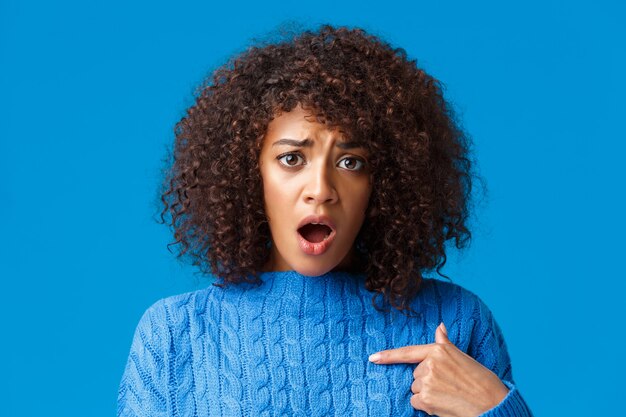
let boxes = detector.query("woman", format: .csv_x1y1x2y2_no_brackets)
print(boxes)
117,24,533,416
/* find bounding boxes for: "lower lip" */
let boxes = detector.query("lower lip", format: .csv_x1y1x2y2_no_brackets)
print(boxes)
297,230,336,255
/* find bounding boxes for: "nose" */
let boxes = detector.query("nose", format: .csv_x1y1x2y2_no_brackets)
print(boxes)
303,160,338,205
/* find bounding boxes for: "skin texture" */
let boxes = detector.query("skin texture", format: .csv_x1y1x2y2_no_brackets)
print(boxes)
259,104,372,276
369,323,510,416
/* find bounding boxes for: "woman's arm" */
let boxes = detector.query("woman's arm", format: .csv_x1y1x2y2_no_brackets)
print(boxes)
469,297,533,417
117,300,170,417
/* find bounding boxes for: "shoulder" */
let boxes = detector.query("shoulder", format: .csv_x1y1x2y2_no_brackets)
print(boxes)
420,277,500,328
133,286,218,338
419,277,476,298
418,277,488,319
416,278,503,347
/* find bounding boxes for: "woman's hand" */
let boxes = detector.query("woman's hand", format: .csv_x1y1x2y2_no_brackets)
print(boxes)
368,323,510,417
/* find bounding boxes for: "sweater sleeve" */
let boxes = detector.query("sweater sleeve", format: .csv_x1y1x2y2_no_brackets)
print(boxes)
468,296,534,417
117,300,171,417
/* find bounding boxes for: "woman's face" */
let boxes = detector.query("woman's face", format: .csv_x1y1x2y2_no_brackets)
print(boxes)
259,104,372,276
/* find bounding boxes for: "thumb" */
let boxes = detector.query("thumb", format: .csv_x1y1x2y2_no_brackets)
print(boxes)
435,322,451,344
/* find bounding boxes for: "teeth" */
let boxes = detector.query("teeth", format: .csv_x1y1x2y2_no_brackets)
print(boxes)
302,221,333,232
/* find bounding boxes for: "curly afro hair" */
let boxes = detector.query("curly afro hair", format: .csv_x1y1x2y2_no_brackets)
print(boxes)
159,24,477,313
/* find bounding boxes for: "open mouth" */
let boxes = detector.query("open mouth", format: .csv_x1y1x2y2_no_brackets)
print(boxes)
298,223,333,243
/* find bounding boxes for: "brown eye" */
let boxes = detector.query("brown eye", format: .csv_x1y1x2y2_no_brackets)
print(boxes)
338,157,365,171
277,153,305,167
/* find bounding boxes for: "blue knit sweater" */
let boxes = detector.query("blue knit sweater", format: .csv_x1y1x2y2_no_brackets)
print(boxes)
117,271,533,416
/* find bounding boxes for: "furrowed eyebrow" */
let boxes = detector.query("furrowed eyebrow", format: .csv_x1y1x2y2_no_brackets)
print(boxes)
272,138,364,149
272,138,313,147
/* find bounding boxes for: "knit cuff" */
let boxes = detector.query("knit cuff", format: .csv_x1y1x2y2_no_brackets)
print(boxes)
479,380,534,417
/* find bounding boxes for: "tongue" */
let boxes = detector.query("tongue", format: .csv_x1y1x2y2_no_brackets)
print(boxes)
299,224,331,243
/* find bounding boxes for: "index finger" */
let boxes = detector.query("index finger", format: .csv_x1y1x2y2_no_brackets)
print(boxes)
368,343,436,364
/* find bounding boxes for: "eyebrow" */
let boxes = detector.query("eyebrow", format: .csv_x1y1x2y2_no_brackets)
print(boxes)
271,138,364,150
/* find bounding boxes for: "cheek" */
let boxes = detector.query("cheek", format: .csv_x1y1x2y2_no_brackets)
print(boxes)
355,182,373,213
261,168,290,220
344,184,372,231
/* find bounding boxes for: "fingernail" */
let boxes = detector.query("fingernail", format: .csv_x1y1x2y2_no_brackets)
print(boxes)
369,353,381,363
440,322,448,335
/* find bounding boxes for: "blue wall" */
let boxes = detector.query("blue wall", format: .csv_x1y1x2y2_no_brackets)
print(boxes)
1,0,623,415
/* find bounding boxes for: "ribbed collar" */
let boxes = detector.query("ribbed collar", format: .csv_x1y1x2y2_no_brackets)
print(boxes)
258,269,365,283
251,269,368,299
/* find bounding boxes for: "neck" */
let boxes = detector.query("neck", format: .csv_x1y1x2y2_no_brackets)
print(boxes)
261,247,365,275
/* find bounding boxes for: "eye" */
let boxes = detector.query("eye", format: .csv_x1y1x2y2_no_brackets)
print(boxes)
337,156,365,171
277,152,305,167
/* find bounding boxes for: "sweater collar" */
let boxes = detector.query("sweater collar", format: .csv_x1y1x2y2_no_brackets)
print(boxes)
255,269,366,297
258,269,365,281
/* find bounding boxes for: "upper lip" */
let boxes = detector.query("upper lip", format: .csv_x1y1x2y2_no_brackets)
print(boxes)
297,214,337,232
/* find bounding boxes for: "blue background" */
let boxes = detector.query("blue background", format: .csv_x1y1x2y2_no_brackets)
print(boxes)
1,0,624,415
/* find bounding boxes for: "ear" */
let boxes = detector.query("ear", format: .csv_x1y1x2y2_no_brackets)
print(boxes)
435,322,451,344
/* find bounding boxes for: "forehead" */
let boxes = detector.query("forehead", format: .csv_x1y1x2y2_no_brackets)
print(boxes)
263,105,356,147
266,106,336,134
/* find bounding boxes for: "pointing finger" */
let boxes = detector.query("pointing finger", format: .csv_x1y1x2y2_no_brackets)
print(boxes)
368,343,436,364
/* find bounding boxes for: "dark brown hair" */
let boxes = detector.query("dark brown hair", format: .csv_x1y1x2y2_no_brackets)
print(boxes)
159,24,478,313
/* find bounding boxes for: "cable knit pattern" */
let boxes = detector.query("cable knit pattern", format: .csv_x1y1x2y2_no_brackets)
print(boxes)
118,271,534,416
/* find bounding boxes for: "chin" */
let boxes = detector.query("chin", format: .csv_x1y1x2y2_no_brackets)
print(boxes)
292,259,338,277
